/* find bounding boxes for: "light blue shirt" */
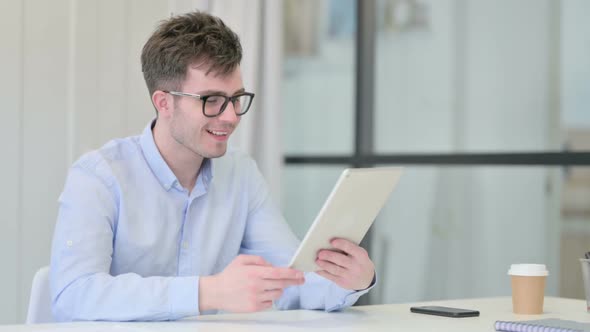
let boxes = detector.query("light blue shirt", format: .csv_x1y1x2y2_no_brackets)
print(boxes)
50,121,372,322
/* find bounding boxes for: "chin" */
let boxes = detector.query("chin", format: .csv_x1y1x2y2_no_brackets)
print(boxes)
201,147,228,159
210,151,227,158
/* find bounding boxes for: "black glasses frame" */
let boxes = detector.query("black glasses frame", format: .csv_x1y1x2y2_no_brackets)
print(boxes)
163,90,255,117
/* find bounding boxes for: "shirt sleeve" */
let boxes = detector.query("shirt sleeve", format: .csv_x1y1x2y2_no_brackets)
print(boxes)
50,155,199,321
284,272,377,312
240,157,375,311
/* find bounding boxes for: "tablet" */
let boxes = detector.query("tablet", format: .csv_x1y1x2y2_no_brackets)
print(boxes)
288,167,403,272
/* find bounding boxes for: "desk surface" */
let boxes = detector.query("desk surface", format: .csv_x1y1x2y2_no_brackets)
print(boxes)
3,297,589,332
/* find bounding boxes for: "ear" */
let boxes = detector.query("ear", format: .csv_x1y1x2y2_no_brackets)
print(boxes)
152,90,173,118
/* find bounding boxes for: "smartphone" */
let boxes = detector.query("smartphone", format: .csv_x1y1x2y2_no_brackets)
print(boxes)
410,306,480,318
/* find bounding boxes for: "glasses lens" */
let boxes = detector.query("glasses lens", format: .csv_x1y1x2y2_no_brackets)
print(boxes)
234,94,253,115
202,94,254,117
203,95,227,116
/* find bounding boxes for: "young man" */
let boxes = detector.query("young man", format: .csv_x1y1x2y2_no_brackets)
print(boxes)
50,11,375,321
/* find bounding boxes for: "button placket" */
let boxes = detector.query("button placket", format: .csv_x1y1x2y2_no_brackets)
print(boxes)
178,198,192,276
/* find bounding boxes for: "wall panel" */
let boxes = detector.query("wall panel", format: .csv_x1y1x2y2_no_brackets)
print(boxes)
0,0,23,324
20,0,71,322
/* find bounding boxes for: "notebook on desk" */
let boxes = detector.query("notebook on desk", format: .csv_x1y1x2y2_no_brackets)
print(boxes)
495,319,590,332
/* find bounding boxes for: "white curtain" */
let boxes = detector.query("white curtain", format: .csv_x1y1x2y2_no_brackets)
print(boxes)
170,0,285,202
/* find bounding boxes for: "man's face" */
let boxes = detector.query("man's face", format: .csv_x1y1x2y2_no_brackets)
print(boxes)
169,66,243,159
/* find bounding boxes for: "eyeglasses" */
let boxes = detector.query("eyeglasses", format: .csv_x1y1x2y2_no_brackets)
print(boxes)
163,90,255,118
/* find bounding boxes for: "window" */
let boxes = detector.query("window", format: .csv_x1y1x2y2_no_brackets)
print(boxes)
282,0,590,304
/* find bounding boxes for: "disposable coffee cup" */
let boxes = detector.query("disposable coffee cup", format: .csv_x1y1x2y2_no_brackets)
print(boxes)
508,264,548,314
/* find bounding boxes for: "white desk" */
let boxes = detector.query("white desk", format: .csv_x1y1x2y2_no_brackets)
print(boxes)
2,297,588,332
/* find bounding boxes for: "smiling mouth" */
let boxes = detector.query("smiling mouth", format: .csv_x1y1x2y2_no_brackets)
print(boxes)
206,129,228,137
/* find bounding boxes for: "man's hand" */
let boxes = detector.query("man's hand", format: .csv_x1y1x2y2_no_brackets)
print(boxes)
315,238,375,291
199,255,305,313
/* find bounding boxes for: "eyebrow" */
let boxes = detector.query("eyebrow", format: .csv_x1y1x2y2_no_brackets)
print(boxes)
196,88,246,96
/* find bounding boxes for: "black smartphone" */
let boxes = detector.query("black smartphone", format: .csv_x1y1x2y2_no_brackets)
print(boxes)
410,306,480,318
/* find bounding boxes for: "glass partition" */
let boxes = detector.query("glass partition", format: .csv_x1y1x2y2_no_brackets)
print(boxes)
281,0,590,304
282,0,356,155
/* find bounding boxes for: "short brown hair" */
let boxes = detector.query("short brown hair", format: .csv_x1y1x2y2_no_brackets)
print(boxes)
141,11,242,96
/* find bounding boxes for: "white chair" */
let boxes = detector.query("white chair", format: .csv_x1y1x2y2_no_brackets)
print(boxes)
26,266,54,323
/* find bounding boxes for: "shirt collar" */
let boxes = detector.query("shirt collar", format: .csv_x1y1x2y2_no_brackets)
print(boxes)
202,158,214,187
140,120,178,191
140,119,214,192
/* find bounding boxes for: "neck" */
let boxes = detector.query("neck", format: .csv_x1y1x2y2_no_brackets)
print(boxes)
153,121,203,193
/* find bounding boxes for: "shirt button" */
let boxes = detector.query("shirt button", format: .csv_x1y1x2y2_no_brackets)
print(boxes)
66,240,73,247
182,242,189,249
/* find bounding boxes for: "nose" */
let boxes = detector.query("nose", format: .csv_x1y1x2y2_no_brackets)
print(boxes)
218,101,239,123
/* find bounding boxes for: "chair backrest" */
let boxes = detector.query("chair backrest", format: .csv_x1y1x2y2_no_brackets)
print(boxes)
26,266,53,324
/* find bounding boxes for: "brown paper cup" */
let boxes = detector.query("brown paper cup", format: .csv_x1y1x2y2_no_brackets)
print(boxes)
510,275,546,314
508,264,548,315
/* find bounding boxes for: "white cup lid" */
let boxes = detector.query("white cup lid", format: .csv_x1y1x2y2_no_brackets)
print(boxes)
508,264,549,276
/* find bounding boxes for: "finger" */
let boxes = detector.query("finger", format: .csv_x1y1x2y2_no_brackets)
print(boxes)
259,289,283,302
261,278,305,291
236,255,272,266
316,270,342,284
259,267,304,280
258,300,274,311
316,259,347,277
330,238,366,258
317,249,354,269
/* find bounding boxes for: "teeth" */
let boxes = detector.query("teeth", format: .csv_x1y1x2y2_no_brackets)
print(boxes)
208,130,227,136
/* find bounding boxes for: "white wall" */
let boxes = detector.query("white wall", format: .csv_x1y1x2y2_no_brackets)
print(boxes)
0,0,23,323
0,0,164,323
